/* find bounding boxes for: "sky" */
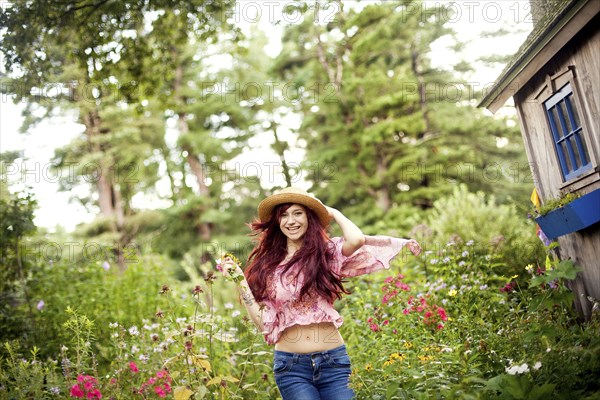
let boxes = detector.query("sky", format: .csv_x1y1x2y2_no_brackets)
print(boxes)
0,0,534,232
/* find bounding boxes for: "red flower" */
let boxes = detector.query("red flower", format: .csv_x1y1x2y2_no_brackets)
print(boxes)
129,361,139,373
437,307,448,321
154,386,166,397
86,388,102,399
70,384,85,398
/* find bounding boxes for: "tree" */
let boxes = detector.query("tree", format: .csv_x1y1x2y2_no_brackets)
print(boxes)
271,0,530,232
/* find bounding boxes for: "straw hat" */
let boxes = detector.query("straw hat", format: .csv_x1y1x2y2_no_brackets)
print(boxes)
257,187,331,227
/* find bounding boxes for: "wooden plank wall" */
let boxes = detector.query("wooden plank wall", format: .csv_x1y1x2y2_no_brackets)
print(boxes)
514,15,600,319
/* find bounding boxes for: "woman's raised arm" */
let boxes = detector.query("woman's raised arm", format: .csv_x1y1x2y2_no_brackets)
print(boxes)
325,206,366,257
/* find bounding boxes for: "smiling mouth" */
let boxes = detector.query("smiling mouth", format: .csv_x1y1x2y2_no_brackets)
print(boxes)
286,226,301,233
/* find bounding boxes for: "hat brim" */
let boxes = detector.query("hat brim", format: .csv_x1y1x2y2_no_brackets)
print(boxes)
258,192,331,228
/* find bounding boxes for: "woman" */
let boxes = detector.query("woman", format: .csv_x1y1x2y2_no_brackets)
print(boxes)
220,187,421,399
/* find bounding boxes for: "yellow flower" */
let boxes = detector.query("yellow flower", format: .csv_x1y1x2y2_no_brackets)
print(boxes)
448,289,458,297
525,264,534,272
390,352,405,361
418,355,434,362
364,364,372,371
511,274,519,279
383,360,393,367
403,341,413,349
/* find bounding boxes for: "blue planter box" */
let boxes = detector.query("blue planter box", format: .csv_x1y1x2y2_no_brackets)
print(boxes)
535,188,600,240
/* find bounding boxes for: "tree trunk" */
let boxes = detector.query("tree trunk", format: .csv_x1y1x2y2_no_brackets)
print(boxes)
82,110,116,220
411,43,431,134
271,122,293,187
172,61,212,240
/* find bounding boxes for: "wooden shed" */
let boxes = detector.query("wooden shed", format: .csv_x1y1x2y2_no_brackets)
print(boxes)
480,0,600,319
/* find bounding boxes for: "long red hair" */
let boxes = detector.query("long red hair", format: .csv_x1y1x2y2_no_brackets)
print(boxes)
244,203,349,303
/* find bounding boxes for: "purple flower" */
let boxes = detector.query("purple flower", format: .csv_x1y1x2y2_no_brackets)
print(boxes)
37,300,45,310
102,261,111,271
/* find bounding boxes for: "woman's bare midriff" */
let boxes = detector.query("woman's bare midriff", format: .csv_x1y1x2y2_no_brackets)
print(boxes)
274,322,344,353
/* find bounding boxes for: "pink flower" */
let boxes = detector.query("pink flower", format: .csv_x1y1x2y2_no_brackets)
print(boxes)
83,381,94,391
129,361,139,373
87,388,102,399
403,308,409,315
163,383,172,393
154,386,166,397
156,370,166,378
437,307,448,321
369,323,379,332
70,384,85,398
382,320,389,326
436,324,444,330
76,375,85,383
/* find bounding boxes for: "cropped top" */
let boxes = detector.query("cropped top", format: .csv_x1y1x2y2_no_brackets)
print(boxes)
259,235,419,345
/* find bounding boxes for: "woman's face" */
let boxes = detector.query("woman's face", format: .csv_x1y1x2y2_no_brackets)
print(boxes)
279,204,308,243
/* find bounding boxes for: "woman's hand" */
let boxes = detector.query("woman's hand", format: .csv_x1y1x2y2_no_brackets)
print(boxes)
324,205,365,256
406,239,421,256
217,254,244,283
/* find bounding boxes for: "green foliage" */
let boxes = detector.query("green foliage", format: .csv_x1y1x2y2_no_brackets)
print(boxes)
0,188,37,347
339,241,600,399
537,192,580,216
424,184,545,274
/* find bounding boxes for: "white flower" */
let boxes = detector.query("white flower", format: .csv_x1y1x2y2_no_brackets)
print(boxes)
506,362,529,375
224,302,234,309
232,310,241,318
533,361,542,370
139,354,149,362
109,322,119,328
131,345,139,354
128,326,140,336
462,251,469,257
176,317,187,324
430,259,439,265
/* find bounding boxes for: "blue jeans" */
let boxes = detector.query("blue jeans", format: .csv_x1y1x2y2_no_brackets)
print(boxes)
273,345,355,400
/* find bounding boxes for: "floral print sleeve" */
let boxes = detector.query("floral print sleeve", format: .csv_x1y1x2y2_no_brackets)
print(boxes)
331,235,421,278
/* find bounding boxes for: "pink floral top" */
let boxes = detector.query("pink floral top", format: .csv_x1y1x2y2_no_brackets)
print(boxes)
260,235,420,345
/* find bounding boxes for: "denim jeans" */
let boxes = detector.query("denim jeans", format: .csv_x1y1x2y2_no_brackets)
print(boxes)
273,345,355,400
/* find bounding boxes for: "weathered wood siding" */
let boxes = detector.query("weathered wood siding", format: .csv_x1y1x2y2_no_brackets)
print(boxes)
514,16,600,319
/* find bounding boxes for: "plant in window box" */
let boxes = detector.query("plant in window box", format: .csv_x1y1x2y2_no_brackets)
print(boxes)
534,189,600,240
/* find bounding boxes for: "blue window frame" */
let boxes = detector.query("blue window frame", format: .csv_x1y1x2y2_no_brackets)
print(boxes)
544,83,591,181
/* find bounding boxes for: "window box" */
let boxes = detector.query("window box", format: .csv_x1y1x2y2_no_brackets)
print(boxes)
535,188,600,240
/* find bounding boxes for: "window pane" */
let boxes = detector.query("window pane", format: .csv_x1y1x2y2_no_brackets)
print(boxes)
566,94,581,129
550,107,564,137
570,136,582,168
560,141,573,171
558,101,573,132
575,131,590,165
